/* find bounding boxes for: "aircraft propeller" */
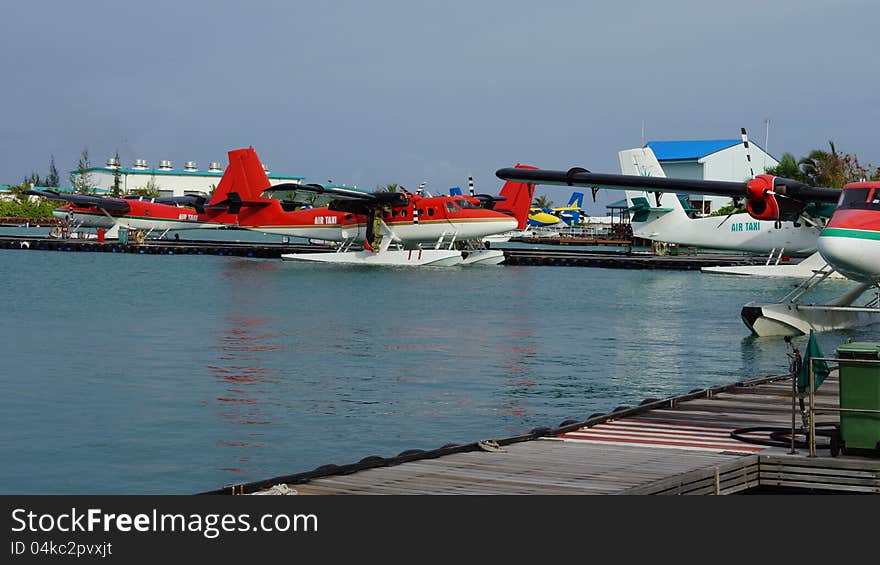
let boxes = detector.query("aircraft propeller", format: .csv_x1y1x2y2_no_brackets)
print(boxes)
716,127,755,229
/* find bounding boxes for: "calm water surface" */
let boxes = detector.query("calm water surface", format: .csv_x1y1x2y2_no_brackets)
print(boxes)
0,236,873,493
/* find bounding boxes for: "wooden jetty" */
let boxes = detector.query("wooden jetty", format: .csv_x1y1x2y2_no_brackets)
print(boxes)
1,235,793,270
510,235,632,246
0,235,332,258
206,372,880,495
501,248,788,270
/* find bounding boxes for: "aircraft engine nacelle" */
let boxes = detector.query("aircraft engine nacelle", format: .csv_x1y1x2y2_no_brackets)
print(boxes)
744,174,805,222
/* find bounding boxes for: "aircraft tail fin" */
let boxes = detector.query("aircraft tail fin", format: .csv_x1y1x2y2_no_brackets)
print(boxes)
619,147,667,178
619,148,690,226
208,147,273,207
494,164,539,229
567,192,584,208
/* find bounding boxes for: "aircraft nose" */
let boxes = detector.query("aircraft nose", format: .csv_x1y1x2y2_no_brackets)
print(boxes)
818,233,880,283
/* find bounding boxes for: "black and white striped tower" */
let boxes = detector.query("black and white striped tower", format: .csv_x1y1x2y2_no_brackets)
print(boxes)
740,127,755,179
468,176,475,196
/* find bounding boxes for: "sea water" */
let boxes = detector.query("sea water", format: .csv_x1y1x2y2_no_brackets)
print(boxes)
0,241,871,493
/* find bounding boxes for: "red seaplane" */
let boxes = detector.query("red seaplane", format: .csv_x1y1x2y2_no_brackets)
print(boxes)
25,183,243,240
214,147,538,266
496,163,880,336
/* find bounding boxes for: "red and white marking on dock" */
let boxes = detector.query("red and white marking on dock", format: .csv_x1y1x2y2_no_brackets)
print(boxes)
551,418,767,454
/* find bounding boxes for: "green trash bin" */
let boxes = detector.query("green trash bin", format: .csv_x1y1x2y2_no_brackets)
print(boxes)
835,342,880,453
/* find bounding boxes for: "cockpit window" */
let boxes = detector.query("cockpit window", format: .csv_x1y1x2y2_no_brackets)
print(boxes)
454,198,478,209
446,201,459,213
838,188,880,210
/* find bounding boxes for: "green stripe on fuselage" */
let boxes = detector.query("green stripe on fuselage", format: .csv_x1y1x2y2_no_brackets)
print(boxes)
821,227,880,241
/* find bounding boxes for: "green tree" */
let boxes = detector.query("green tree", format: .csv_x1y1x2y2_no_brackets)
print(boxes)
795,141,870,188
22,155,61,188
764,152,804,181
46,155,59,187
0,183,62,219
110,150,123,197
131,174,160,198
24,171,44,187
70,147,94,194
533,195,554,209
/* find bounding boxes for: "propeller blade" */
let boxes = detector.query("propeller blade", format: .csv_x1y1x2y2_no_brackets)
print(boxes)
716,212,735,228
741,127,755,180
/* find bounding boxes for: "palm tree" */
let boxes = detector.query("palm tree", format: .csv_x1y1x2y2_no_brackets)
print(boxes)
764,152,803,181
796,141,869,188
533,195,554,209
798,142,842,187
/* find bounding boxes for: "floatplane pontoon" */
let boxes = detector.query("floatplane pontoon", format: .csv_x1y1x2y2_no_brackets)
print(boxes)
281,231,505,267
740,265,880,336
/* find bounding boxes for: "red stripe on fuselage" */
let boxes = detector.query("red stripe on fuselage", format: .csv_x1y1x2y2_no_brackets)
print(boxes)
825,208,880,231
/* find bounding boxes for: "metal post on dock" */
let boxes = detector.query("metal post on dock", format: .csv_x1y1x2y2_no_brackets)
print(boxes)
785,335,799,454
809,359,816,457
790,370,797,454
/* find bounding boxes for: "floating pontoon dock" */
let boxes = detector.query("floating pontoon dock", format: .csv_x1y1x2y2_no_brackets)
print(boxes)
1,235,786,270
204,372,880,495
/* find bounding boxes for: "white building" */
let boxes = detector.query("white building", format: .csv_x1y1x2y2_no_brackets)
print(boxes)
74,157,304,197
647,139,779,214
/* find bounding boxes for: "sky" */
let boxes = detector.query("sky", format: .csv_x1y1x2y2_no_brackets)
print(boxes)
2,0,878,214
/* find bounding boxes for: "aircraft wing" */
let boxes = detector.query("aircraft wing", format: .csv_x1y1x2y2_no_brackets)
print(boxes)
494,168,841,204
151,194,209,212
24,190,131,213
265,182,375,201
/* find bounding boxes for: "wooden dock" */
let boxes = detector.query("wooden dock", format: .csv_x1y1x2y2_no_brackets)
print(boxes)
509,236,632,246
0,235,332,258
501,248,788,270
206,373,880,495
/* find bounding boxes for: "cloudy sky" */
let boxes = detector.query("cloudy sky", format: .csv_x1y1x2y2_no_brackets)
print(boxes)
2,0,877,213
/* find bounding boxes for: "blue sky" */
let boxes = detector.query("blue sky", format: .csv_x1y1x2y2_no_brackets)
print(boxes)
2,0,878,214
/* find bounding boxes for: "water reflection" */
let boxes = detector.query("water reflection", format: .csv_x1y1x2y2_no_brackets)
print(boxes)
209,259,285,476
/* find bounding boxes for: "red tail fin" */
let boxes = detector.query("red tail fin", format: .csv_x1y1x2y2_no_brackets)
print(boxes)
208,147,273,206
495,164,538,230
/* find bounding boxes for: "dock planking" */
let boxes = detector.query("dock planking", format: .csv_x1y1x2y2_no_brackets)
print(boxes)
0,235,331,258
227,372,879,495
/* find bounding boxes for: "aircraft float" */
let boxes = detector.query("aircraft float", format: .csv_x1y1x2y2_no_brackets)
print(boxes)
496,154,880,337
214,148,537,266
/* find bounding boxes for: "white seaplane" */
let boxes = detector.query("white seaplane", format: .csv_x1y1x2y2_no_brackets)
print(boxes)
497,153,880,337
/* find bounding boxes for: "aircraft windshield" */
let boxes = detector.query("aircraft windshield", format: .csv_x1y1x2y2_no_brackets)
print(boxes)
838,188,880,211
454,198,478,209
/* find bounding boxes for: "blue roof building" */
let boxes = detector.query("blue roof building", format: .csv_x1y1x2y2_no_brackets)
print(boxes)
647,139,743,161
641,137,779,213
